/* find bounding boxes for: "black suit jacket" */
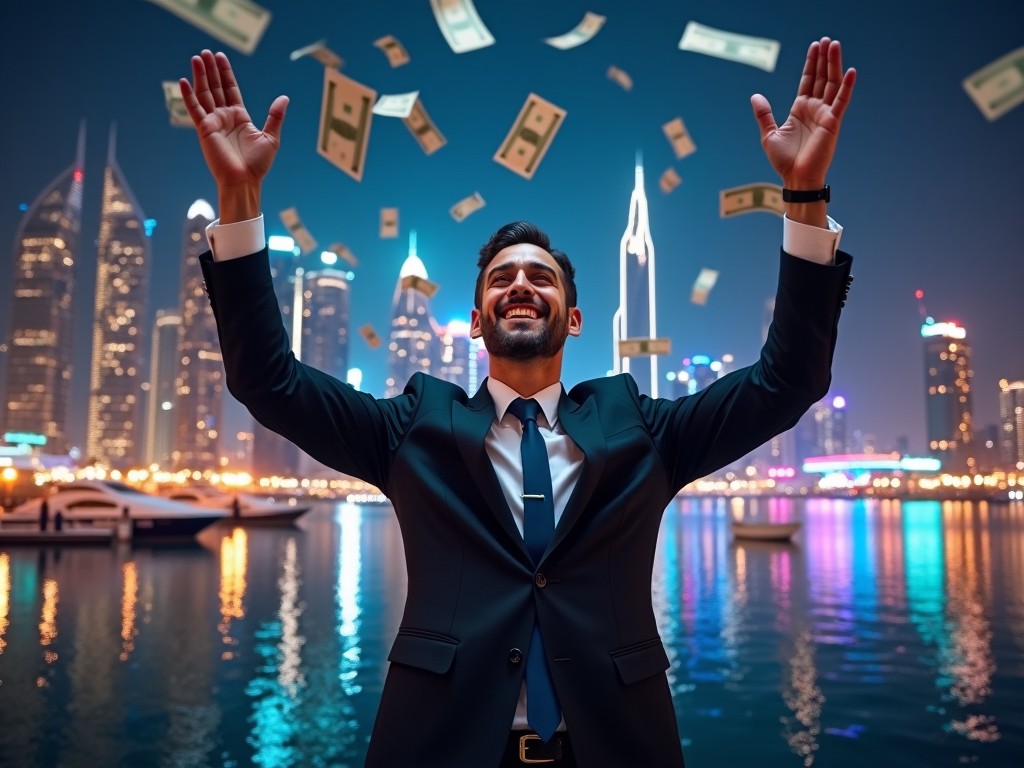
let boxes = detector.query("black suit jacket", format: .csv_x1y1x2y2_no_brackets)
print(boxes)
201,246,853,767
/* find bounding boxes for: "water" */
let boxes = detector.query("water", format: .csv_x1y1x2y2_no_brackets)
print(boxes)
1,498,1022,767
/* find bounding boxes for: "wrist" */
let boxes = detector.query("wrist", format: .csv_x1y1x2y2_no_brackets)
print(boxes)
218,183,262,224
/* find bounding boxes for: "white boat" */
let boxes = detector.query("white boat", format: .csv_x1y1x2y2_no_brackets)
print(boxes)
730,521,802,542
159,486,310,526
2,480,226,539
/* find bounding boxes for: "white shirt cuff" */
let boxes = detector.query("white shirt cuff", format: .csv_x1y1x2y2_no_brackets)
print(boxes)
782,215,843,265
205,214,266,261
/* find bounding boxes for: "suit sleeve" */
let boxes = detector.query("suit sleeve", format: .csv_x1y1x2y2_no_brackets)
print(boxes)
200,248,413,490
641,249,853,491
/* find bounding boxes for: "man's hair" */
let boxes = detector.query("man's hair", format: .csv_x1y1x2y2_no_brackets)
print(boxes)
474,221,577,310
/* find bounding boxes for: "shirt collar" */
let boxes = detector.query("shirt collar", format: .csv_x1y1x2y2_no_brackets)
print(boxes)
486,377,563,429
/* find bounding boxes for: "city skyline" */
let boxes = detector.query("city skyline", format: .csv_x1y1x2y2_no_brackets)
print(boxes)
2,0,1021,457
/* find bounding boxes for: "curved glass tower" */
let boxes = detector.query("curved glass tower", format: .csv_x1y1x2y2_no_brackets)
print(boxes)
385,231,435,397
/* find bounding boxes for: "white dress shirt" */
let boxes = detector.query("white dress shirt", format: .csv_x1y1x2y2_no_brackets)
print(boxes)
204,212,843,731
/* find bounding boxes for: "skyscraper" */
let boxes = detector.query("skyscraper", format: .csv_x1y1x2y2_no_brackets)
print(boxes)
2,124,85,453
251,244,300,479
174,200,222,471
143,310,181,468
300,267,351,380
436,319,474,393
999,378,1024,471
921,319,974,470
385,232,436,398
612,162,661,397
795,396,849,461
86,126,151,468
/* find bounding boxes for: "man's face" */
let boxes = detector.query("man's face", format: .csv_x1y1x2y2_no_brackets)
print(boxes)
470,244,581,361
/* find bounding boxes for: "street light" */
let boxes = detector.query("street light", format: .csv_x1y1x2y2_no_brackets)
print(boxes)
1,466,18,511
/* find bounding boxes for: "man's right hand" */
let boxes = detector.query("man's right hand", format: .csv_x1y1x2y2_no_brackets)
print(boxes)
179,49,288,223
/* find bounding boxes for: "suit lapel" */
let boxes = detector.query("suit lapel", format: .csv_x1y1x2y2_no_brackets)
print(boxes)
452,381,532,564
545,391,606,560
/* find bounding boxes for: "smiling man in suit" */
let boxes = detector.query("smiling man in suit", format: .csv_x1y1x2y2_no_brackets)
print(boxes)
180,36,855,768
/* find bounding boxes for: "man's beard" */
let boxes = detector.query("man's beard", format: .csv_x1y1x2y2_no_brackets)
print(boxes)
479,311,569,362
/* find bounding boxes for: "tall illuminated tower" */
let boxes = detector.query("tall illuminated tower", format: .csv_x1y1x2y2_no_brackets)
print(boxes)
174,199,222,471
385,231,435,397
436,319,473,393
2,123,85,452
144,310,181,468
921,319,974,470
301,266,351,380
612,161,662,397
998,378,1024,471
86,125,150,468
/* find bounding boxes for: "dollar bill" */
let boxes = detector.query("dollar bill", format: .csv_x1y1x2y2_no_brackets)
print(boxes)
317,69,375,182
279,208,318,254
662,117,696,159
544,11,606,50
328,243,358,268
493,93,567,179
963,47,1024,121
719,183,784,217
607,66,633,91
380,208,399,238
372,91,420,118
373,35,411,67
430,0,495,53
162,81,193,127
403,98,447,155
677,21,780,73
690,268,719,306
659,168,681,194
289,39,343,69
450,192,486,222
145,0,270,55
401,274,440,299
359,323,382,349
618,338,671,357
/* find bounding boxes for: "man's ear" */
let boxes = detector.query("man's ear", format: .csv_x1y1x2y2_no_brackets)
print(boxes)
568,307,582,337
470,308,482,338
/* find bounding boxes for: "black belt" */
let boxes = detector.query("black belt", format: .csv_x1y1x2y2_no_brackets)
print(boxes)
503,731,574,766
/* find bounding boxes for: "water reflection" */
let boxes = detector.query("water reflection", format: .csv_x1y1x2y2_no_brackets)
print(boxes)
119,561,138,662
219,526,248,661
0,552,9,656
39,577,58,669
781,628,823,767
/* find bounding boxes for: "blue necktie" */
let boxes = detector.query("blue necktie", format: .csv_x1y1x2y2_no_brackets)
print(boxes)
507,397,561,741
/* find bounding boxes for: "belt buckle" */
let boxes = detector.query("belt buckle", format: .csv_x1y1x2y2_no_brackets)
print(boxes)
519,733,556,764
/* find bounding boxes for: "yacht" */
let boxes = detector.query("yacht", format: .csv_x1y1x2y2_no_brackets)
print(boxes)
159,485,310,526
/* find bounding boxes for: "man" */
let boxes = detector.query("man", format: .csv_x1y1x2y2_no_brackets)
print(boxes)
180,36,855,768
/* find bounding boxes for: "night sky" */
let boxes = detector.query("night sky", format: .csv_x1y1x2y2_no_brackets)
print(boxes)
2,0,1021,458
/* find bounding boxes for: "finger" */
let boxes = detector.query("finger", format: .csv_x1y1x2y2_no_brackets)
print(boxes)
795,40,818,100
192,49,216,113
262,95,290,143
215,51,245,109
202,49,226,109
750,94,777,142
823,39,842,104
830,68,857,122
178,76,207,126
812,37,831,99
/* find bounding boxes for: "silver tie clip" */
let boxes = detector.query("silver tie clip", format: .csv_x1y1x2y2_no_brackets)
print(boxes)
521,494,545,500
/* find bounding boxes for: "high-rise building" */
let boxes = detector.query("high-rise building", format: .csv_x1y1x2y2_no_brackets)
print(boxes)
664,354,734,399
999,378,1024,471
612,163,661,396
436,319,475,393
2,124,85,453
174,200,222,471
385,232,436,398
921,319,974,470
795,396,849,461
251,244,300,478
86,126,150,468
300,267,350,380
144,310,181,468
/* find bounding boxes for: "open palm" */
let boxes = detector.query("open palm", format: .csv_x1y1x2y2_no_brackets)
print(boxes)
751,38,856,188
179,50,288,190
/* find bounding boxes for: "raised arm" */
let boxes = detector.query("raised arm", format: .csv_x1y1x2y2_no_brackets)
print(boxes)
179,50,289,223
751,37,857,228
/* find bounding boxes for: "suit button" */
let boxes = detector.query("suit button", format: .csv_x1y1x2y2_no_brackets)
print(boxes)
508,648,523,664
535,573,547,588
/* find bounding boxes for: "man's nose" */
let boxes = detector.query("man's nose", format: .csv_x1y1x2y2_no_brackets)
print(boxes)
508,270,533,293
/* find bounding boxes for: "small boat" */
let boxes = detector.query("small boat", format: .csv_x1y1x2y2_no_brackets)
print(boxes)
730,521,801,542
3,480,225,540
159,486,310,526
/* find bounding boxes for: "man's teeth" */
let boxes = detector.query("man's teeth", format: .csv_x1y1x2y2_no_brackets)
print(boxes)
504,307,538,319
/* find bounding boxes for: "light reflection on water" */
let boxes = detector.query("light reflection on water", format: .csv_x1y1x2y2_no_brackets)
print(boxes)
0,498,1021,767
